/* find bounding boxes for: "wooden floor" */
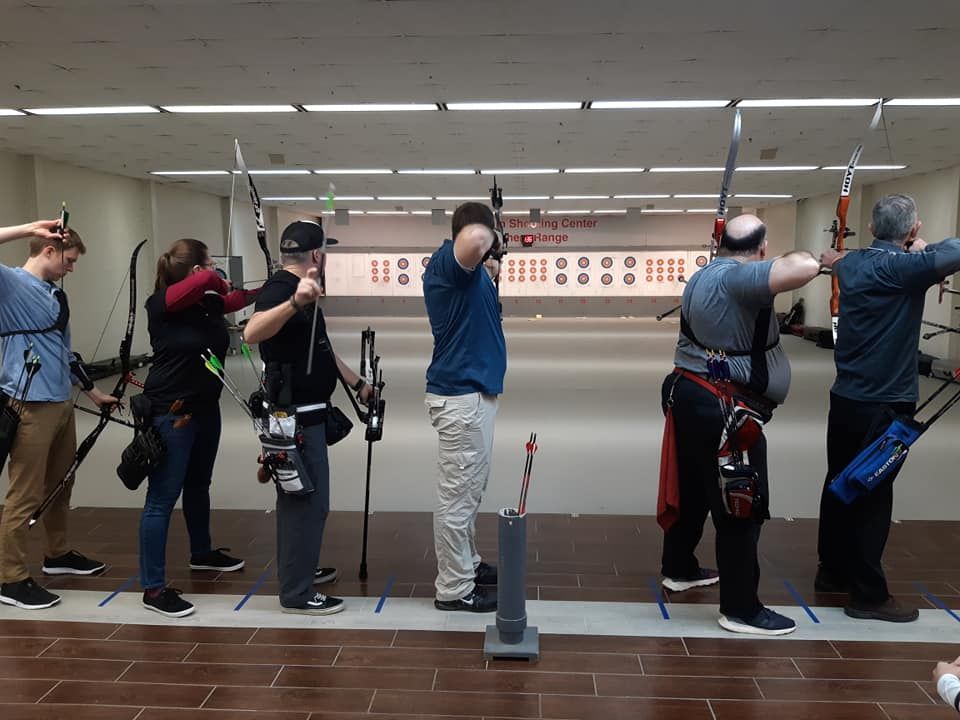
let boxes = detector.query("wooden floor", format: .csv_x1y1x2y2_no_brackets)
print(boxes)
1,507,958,718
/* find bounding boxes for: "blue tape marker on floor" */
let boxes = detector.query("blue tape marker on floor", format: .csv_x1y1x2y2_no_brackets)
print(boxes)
234,567,273,612
915,582,960,623
783,580,820,624
375,575,395,614
98,574,137,608
649,577,670,620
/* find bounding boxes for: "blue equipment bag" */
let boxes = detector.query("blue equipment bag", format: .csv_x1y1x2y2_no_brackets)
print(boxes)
829,417,924,504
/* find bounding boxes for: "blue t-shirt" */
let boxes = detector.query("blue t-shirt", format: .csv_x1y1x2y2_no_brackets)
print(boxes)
423,239,507,396
833,237,960,403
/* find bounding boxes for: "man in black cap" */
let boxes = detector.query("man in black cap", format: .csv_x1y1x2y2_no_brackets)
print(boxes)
244,219,371,615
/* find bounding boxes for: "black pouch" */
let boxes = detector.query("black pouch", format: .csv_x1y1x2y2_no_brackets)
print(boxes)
0,395,19,476
116,425,166,491
719,462,762,521
325,406,353,446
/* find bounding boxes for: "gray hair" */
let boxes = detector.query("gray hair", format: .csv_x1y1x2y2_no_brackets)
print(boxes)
872,194,918,242
280,250,311,266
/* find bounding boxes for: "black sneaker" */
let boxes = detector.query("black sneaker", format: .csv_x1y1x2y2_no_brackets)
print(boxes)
475,562,497,586
435,586,497,613
0,578,60,610
663,568,719,592
844,596,919,623
314,567,339,584
189,548,244,572
281,592,345,615
142,588,195,618
814,566,849,593
719,607,797,636
41,550,106,576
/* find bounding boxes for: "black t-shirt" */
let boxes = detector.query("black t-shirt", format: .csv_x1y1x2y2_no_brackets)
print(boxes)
254,270,337,405
143,290,230,412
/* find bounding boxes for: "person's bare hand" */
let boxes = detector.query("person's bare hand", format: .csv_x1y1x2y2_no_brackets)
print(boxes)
933,661,960,683
906,237,927,253
30,219,64,241
819,248,846,269
294,267,323,307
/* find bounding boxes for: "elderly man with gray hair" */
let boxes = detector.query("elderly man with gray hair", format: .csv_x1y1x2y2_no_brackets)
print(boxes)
816,194,960,622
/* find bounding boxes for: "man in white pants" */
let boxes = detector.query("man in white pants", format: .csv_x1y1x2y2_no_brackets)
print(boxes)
423,202,506,613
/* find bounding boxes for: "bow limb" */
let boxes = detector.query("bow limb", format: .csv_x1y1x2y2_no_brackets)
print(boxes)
233,140,274,279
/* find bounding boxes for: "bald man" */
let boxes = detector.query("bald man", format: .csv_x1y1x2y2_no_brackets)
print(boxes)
660,214,822,636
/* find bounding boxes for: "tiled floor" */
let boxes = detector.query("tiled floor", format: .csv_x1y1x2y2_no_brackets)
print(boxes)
1,508,958,717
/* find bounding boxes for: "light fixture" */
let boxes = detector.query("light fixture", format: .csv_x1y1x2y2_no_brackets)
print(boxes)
376,196,432,201
735,193,794,198
563,167,646,173
397,169,476,175
348,210,366,215
335,196,376,201
673,194,717,199
885,98,960,107
160,105,297,113
447,102,581,111
546,210,592,215
312,169,393,175
593,209,628,215
366,210,409,215
506,195,551,200
614,194,671,199
641,209,685,213
479,169,560,175
553,195,610,200
302,103,437,112
737,165,818,172
686,209,717,214
149,170,230,176
435,196,488,201
0,109,25,116
736,98,880,108
25,105,160,115
248,169,312,175
591,100,730,109
261,196,316,201
820,164,907,171
502,211,530,216
649,167,724,173
410,210,433,215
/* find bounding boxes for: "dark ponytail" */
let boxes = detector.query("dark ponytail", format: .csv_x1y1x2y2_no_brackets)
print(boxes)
155,238,209,291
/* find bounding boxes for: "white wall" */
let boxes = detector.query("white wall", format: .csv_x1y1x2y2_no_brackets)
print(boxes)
759,201,798,314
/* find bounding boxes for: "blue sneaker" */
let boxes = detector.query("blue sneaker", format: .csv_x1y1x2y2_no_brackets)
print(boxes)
719,607,796,636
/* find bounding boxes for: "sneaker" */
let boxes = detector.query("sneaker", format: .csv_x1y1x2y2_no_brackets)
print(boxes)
41,550,106,576
814,566,849,593
142,588,195,618
719,607,797,636
475,562,498,586
435,586,497,613
189,548,244,572
314,567,339,584
0,578,60,610
844,596,919,623
281,592,345,615
663,568,719,592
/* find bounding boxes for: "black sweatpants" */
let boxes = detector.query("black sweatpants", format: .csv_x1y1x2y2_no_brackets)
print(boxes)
660,374,768,620
817,392,914,605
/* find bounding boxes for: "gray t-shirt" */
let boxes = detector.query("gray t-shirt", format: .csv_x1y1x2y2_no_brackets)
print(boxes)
674,257,790,404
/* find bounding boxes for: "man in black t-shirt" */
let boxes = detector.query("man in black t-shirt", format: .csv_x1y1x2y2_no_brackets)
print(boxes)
245,220,371,615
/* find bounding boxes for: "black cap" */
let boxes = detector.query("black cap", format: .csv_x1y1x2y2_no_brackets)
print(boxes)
279,220,338,252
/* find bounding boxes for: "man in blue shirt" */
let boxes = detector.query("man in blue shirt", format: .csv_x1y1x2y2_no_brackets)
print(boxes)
817,194,960,622
0,222,117,611
424,202,506,613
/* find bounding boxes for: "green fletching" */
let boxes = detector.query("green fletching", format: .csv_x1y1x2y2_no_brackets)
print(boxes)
325,182,336,211
241,343,253,360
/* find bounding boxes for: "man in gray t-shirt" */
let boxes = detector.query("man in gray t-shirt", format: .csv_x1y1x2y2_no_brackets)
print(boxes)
661,213,821,636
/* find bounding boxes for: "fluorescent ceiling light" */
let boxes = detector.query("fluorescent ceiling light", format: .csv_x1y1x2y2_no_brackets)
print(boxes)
737,98,879,108
447,102,581,111
738,165,818,172
592,100,729,109
503,211,531,216
673,194,716,199
563,167,646,173
820,164,907,171
262,196,316,201
686,209,717,214
321,210,333,215
593,209,628,215
302,103,437,112
349,210,366,215
436,196,487,201
506,195,551,200
161,104,297,113
410,210,433,215
547,210,592,215
376,196,432,201
397,169,476,175
885,98,960,107
313,169,393,175
149,170,230,176
736,193,794,198
649,167,724,173
25,105,159,115
366,210,409,215
641,209,685,214
480,169,560,175
0,109,26,116
248,169,311,175
614,194,670,199
554,195,610,200
336,196,375,201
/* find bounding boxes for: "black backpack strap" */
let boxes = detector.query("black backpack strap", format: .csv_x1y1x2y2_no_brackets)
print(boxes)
0,288,69,339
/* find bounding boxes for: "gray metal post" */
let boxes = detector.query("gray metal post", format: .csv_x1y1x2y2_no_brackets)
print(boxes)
483,508,539,659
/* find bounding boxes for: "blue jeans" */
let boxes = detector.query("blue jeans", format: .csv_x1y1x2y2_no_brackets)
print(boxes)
139,405,221,590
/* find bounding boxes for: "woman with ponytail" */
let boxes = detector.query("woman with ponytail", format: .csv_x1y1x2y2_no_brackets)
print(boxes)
138,238,258,617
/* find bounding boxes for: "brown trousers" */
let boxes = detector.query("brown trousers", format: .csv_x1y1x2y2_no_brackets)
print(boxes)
0,400,75,583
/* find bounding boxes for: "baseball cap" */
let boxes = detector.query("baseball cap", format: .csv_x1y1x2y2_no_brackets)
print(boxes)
279,220,338,252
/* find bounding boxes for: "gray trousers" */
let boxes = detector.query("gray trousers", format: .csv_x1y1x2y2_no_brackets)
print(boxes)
275,422,330,608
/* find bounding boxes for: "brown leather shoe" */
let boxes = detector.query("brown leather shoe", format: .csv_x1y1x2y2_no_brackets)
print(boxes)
844,596,919,623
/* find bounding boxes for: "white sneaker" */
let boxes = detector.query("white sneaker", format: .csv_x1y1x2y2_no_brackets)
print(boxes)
662,568,720,592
